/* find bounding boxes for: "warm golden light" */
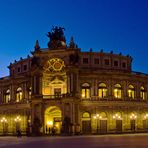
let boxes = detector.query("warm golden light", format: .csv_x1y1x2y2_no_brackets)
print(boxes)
14,116,21,122
81,93,85,98
113,114,122,119
94,114,102,119
1,117,7,123
144,114,148,119
55,123,59,128
130,113,137,119
114,89,117,92
47,121,53,126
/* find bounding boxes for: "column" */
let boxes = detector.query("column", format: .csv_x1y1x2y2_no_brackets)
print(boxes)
11,83,15,102
108,80,113,99
31,76,36,95
70,73,73,92
67,74,70,94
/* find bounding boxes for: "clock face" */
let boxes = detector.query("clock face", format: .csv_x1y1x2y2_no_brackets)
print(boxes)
47,58,65,72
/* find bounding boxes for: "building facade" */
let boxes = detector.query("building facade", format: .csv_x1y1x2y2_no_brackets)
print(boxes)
0,27,148,135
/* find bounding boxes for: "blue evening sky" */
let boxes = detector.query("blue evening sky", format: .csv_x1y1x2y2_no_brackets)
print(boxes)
0,0,148,77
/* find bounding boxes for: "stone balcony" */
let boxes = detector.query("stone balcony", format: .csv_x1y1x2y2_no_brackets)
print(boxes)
81,96,147,102
42,93,76,100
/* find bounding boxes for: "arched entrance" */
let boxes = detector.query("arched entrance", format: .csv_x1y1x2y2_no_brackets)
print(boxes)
99,112,107,134
82,112,91,134
44,106,62,135
113,112,122,133
130,113,137,132
143,113,148,131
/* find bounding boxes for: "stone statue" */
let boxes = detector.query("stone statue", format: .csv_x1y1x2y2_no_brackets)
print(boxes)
47,26,66,49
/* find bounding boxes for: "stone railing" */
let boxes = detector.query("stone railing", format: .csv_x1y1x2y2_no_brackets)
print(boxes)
81,96,147,102
43,93,74,100
0,98,31,105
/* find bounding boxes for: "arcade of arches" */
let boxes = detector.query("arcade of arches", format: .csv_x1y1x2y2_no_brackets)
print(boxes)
81,111,148,134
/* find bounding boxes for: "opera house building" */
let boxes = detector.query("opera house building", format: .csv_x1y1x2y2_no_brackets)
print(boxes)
0,27,148,135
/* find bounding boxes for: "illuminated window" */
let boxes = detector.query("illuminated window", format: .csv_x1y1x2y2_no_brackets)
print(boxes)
128,85,135,99
4,89,10,103
82,112,90,118
54,88,61,97
140,86,146,100
16,87,23,102
98,83,107,98
114,84,122,99
81,83,90,98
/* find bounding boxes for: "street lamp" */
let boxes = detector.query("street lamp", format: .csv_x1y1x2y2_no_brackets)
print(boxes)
130,113,137,120
113,114,122,120
143,114,148,131
14,116,21,132
1,117,7,135
93,114,102,134
130,113,137,132
144,114,148,120
113,114,122,133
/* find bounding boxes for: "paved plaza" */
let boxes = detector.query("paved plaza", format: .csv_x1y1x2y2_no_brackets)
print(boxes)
0,134,148,148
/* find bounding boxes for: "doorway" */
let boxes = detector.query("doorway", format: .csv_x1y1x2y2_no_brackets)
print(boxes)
44,106,62,135
116,120,122,133
100,120,107,134
130,119,136,132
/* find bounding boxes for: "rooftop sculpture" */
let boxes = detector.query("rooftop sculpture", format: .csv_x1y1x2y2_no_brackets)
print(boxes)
47,26,66,49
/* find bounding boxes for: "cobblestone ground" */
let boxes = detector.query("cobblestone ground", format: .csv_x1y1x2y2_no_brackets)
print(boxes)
0,134,148,148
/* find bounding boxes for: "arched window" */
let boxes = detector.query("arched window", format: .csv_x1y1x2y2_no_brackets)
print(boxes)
100,112,107,119
114,84,122,99
98,83,107,98
140,86,146,100
16,87,23,102
128,85,135,99
82,112,91,118
81,83,90,98
4,89,10,103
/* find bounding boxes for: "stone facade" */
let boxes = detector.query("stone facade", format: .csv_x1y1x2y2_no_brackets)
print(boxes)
0,27,148,135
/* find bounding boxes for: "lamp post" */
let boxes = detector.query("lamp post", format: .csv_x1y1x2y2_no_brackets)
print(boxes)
113,113,122,133
130,113,137,132
14,116,21,132
113,114,121,120
1,117,7,135
93,114,102,134
143,114,148,131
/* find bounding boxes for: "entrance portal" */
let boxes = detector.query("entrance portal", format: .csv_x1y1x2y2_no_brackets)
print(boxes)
100,120,107,134
82,112,91,134
130,119,136,132
116,120,122,133
44,106,62,135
